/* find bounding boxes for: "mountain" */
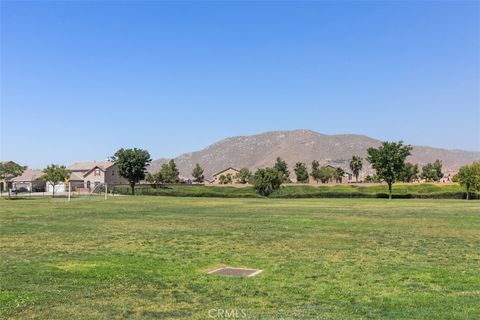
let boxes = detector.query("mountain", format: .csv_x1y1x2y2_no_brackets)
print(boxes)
149,129,480,179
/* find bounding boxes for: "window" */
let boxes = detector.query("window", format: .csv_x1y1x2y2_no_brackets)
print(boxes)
94,169,100,176
112,170,115,176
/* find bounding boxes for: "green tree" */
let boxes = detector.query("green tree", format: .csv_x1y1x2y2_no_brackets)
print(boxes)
310,160,320,183
349,156,363,182
274,157,290,183
453,162,480,200
399,162,419,182
112,148,152,195
42,164,70,198
364,174,381,183
421,160,444,182
219,173,232,184
252,167,283,196
367,141,413,199
160,160,180,183
191,163,204,183
235,168,252,184
294,162,309,183
318,166,335,183
146,171,164,187
0,161,26,198
334,167,345,183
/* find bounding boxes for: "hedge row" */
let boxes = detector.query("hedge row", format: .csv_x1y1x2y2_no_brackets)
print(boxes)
111,185,478,200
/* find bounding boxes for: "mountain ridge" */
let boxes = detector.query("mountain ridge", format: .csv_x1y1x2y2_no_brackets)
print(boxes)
149,129,480,179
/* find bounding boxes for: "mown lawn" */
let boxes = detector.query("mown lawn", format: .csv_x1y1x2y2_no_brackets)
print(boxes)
1,197,479,319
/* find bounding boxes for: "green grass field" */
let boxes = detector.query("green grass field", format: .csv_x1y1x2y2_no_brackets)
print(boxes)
1,197,479,319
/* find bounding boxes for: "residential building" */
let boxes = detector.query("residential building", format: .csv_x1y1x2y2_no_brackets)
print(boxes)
211,167,240,184
10,169,46,192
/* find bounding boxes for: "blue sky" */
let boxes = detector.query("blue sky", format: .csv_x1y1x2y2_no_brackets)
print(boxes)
1,1,479,168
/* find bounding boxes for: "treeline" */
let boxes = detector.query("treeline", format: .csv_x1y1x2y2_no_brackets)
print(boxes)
2,143,479,200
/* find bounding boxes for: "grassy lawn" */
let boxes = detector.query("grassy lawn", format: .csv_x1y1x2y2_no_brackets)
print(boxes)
1,197,479,319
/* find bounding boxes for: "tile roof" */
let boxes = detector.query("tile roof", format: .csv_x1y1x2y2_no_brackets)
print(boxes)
10,169,44,182
67,161,115,171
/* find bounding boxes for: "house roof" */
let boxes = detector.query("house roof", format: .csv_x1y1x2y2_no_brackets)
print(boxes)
10,170,44,182
68,161,115,171
68,172,84,181
212,167,239,177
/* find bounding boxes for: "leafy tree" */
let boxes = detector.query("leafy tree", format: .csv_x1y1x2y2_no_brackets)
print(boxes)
367,141,412,199
364,174,381,183
310,160,321,183
252,167,283,196
112,148,152,195
0,161,26,198
421,160,444,182
349,156,363,182
318,166,335,183
274,157,290,182
42,164,70,198
191,163,204,183
399,162,419,182
146,171,164,187
235,168,252,184
334,167,345,183
219,173,232,184
453,162,480,200
160,159,180,183
294,162,309,183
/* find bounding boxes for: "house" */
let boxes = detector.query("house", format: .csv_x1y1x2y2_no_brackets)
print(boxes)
68,161,128,191
211,167,240,184
46,161,129,193
10,169,46,192
324,165,353,183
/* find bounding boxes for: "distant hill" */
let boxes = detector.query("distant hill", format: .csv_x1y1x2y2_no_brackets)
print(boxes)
149,129,480,179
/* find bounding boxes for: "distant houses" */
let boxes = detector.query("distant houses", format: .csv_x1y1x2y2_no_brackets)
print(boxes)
10,169,45,192
50,161,129,192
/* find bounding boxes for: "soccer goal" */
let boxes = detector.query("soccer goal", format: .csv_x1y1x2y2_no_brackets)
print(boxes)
87,183,109,200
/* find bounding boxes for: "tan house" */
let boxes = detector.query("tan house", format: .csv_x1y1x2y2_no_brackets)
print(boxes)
10,170,46,192
46,161,128,193
212,167,240,184
68,161,128,191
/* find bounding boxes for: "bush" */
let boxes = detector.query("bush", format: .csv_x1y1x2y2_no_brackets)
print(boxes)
252,168,283,196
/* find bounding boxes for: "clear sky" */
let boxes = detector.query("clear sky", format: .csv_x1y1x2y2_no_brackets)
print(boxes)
1,1,479,168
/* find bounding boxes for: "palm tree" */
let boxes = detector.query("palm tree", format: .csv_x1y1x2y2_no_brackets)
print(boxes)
349,155,363,182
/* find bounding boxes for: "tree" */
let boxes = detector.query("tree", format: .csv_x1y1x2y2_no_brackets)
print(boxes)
112,148,152,195
0,161,26,198
349,156,363,182
191,163,204,183
400,162,419,182
318,166,335,183
146,171,164,187
160,160,180,183
235,168,252,184
364,174,381,183
294,162,309,183
421,160,444,182
274,157,290,183
454,162,480,200
367,141,412,199
219,174,232,184
252,167,283,196
334,167,345,183
42,164,70,198
310,160,321,183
